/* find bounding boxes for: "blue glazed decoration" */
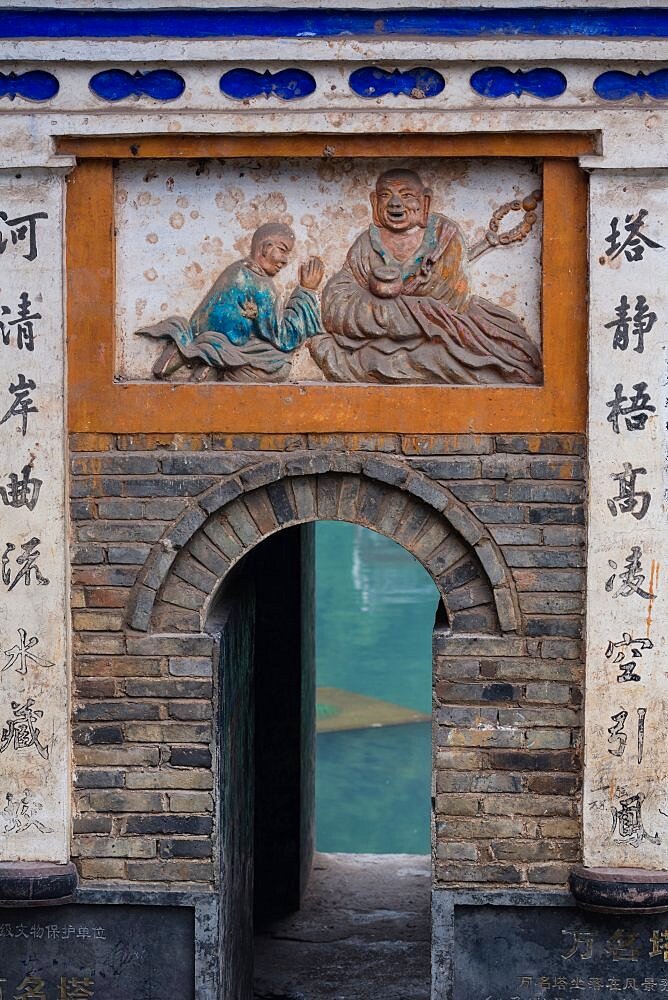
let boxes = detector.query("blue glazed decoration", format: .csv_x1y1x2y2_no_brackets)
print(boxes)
219,68,316,101
0,11,668,40
349,66,445,99
0,70,58,101
89,68,185,102
594,69,668,101
470,66,566,99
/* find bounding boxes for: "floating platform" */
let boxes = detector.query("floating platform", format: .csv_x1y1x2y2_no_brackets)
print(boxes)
316,686,430,733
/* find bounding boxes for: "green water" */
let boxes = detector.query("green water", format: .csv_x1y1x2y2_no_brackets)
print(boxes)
314,521,438,854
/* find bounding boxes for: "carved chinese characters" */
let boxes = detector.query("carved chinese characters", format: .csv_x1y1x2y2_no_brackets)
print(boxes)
115,158,543,386
0,171,67,862
585,173,668,867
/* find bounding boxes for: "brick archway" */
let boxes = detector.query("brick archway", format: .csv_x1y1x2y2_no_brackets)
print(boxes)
126,452,520,637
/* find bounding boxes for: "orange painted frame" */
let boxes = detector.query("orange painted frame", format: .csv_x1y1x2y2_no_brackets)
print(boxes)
64,134,589,434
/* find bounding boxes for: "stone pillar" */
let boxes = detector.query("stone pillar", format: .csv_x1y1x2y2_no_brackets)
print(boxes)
0,168,75,898
578,168,668,907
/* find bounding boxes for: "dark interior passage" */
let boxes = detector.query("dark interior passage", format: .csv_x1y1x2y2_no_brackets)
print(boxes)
211,522,434,1000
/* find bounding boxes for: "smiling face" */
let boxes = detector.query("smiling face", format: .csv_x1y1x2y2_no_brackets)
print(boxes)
371,171,432,232
255,236,295,276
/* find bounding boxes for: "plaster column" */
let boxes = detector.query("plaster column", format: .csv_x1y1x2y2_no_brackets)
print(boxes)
0,168,75,899
575,167,668,909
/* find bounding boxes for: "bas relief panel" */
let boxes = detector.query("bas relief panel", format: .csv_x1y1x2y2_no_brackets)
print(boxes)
115,158,543,387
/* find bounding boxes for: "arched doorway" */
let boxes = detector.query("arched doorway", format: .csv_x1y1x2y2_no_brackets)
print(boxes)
126,459,518,999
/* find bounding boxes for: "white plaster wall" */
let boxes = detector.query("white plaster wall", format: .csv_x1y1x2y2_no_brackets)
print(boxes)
0,170,68,863
114,157,542,381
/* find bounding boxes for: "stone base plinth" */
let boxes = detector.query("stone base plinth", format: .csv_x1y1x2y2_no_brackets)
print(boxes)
0,862,78,906
570,866,668,914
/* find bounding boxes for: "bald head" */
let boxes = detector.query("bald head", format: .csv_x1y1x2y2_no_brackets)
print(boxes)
375,168,427,194
250,222,295,256
371,169,432,232
250,222,296,277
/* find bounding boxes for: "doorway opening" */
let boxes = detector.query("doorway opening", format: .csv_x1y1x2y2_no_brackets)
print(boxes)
211,520,439,999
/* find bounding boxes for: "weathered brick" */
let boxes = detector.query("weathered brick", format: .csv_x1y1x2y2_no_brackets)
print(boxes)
71,544,106,565
72,454,160,475
117,433,210,451
525,729,574,750
401,434,493,455
487,749,579,772
160,453,246,476
73,725,124,746
124,722,211,743
126,769,212,790
437,727,524,749
496,482,584,504
79,859,127,880
167,791,213,812
127,860,213,882
123,476,218,498
525,682,572,704
168,701,212,721
124,814,213,835
526,863,573,885
528,506,585,525
73,815,113,834
87,790,165,813
168,656,212,677
159,839,212,859
74,747,160,767
107,544,152,565
84,587,130,609
72,611,124,632
144,498,192,520
519,593,583,614
126,635,213,656
124,679,211,698
169,747,212,768
416,456,484,481
434,863,522,884
75,656,162,677
513,569,584,592
71,615,130,646
494,434,585,456
76,521,165,544
75,702,161,723
73,565,139,587
73,836,156,859
540,638,582,659
96,499,145,519
436,842,479,862
490,839,578,862
161,577,206,612
527,774,580,796
74,769,125,789
70,433,116,452
435,683,519,705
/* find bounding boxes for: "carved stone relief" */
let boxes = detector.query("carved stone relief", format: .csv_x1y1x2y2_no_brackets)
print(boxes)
115,157,543,386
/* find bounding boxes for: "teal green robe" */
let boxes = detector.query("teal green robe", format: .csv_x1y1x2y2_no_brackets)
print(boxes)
138,259,321,382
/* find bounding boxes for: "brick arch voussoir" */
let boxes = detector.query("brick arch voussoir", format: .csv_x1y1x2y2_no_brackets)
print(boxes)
126,453,519,636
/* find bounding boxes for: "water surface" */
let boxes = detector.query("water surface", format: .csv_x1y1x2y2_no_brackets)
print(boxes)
315,521,438,854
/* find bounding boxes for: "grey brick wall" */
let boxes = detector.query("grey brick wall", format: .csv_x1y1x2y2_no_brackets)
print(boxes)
69,432,585,890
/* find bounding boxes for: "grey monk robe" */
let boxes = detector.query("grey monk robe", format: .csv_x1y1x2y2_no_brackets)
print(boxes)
308,214,542,385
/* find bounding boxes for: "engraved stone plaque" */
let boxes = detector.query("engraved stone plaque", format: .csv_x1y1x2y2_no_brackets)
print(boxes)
439,896,668,1000
0,904,195,999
